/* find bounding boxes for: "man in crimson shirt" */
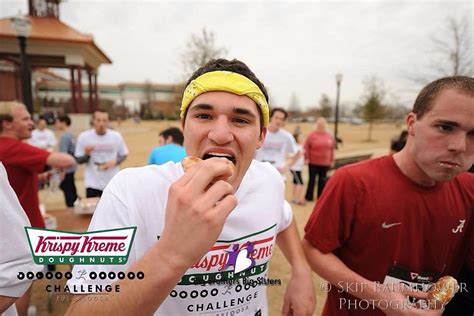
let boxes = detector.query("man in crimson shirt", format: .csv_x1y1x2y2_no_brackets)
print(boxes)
0,102,75,228
0,102,75,316
303,76,474,315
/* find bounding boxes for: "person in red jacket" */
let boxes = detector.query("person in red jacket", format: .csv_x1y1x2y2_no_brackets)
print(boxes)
304,117,335,201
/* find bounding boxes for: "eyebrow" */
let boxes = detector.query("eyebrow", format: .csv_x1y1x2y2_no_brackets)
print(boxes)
434,119,474,133
233,107,257,119
189,103,257,119
433,119,460,127
189,103,214,112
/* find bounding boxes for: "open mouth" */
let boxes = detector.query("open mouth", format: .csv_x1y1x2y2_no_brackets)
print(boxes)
202,152,236,165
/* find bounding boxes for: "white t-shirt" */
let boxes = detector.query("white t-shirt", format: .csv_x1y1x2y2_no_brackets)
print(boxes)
67,160,293,315
255,129,297,169
0,163,42,316
28,128,57,151
290,144,304,172
75,129,128,190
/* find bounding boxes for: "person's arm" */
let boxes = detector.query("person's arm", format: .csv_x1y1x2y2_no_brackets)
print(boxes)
75,155,90,164
277,220,316,316
46,152,75,169
101,155,127,170
74,133,94,164
302,240,441,316
66,157,237,315
116,155,127,165
0,295,17,314
100,134,128,170
278,135,300,174
304,136,311,164
0,165,41,313
75,144,95,164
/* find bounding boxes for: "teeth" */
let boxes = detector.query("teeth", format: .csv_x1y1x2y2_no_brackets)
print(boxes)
203,152,236,163
439,162,459,168
207,152,233,158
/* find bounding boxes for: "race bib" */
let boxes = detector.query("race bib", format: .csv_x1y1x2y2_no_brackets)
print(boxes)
382,266,440,308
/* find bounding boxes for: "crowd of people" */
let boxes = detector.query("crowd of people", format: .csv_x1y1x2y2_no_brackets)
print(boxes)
0,59,473,316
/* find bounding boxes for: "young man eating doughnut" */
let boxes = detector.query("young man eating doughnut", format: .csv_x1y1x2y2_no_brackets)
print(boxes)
66,59,315,316
303,76,474,315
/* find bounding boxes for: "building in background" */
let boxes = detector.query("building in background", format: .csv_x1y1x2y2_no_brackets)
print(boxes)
35,78,181,119
0,0,111,113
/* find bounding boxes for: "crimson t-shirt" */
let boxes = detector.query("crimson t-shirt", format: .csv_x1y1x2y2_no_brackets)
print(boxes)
0,137,50,228
304,155,474,316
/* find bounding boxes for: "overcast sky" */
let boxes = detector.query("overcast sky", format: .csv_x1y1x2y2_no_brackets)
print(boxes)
2,0,472,110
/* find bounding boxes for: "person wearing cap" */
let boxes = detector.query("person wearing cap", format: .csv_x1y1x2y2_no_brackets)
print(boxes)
66,59,315,316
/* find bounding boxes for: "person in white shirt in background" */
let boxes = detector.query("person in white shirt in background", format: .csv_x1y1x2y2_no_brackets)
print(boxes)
28,116,59,190
255,107,298,178
290,133,306,206
0,163,42,316
27,117,56,152
74,110,128,198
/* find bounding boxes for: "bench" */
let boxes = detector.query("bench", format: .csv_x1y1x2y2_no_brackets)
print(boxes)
331,153,373,170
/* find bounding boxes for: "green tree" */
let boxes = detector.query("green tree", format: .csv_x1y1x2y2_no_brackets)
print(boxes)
318,94,332,118
359,76,386,141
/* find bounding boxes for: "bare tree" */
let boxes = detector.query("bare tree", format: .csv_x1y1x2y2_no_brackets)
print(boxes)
180,28,228,79
410,15,473,83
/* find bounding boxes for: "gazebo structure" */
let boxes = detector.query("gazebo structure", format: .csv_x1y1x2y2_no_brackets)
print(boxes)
0,0,112,113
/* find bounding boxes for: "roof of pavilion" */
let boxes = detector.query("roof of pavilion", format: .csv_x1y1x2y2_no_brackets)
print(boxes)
0,16,112,67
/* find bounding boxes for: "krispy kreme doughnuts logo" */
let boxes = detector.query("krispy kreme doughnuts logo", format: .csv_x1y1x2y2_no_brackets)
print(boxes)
25,227,136,265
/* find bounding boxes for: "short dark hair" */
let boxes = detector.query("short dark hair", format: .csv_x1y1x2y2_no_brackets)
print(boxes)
93,110,108,119
160,127,184,146
58,115,71,126
270,107,288,120
183,58,268,130
413,76,474,119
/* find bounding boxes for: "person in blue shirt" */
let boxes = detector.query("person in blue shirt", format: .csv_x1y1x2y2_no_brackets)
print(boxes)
148,127,186,165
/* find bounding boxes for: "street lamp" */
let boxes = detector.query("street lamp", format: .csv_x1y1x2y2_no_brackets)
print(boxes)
334,73,343,149
10,13,33,114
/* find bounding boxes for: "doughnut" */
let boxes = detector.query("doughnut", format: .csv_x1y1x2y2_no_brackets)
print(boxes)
182,156,202,172
182,156,235,181
427,276,459,309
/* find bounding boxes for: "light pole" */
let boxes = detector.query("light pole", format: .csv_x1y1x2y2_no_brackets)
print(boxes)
10,13,33,114
334,73,343,149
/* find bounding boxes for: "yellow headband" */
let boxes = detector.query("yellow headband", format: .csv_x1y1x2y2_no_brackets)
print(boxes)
180,71,269,126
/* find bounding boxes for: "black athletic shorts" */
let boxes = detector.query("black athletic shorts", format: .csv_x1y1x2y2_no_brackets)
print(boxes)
291,170,303,185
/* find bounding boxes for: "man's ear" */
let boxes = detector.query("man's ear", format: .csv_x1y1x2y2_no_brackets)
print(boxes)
406,112,416,136
1,120,12,133
256,127,267,149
